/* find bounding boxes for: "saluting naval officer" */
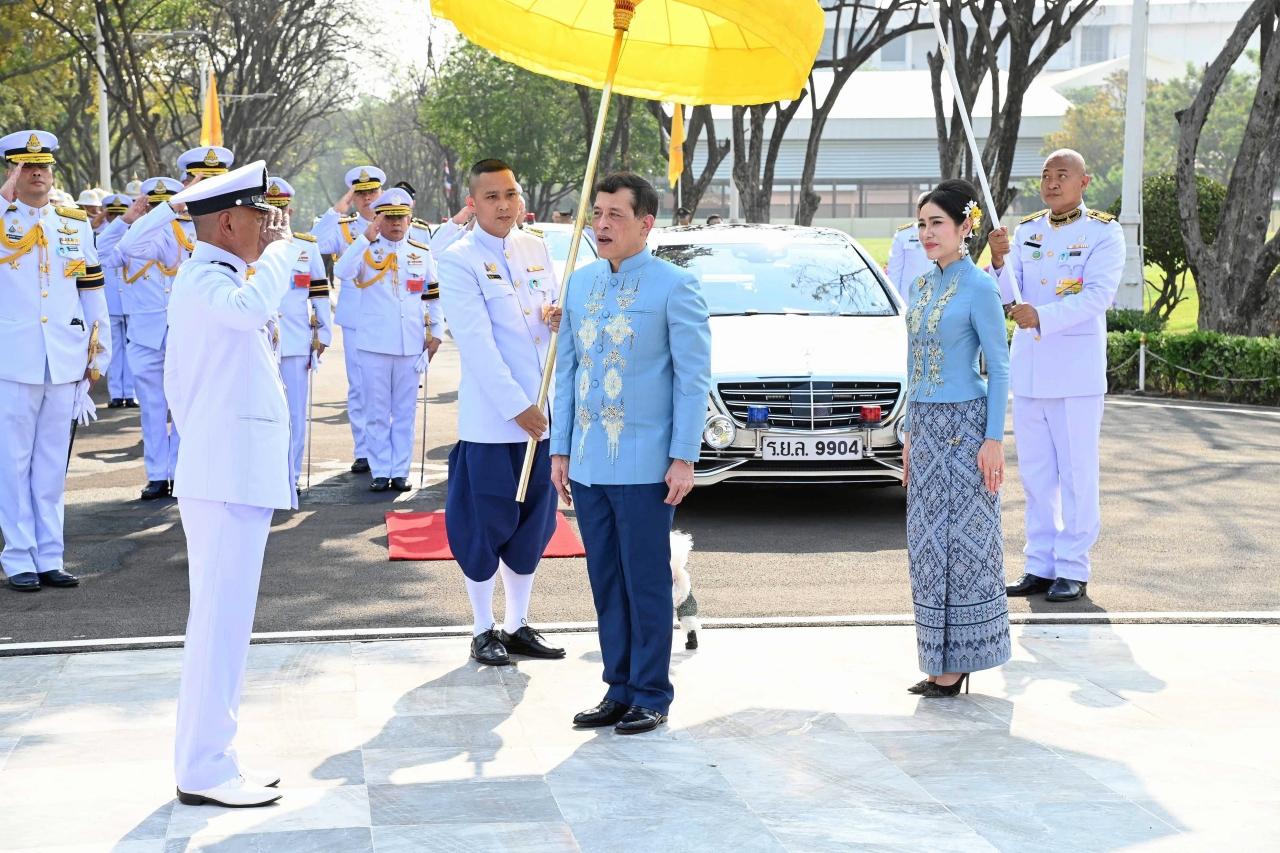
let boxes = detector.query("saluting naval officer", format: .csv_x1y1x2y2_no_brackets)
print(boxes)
164,160,300,808
100,176,186,499
264,178,333,493
333,187,443,491
885,194,933,301
116,146,234,266
438,158,567,666
98,193,137,408
313,165,386,474
0,130,112,592
988,149,1124,603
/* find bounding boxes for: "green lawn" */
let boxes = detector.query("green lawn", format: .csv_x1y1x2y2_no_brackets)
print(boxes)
859,234,1201,333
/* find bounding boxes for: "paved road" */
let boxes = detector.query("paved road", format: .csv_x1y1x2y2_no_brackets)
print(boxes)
3,331,1278,644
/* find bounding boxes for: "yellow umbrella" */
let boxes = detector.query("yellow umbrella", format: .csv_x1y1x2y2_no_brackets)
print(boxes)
430,0,824,500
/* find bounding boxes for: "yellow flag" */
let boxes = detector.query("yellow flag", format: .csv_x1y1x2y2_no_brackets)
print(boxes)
667,103,685,189
200,70,222,147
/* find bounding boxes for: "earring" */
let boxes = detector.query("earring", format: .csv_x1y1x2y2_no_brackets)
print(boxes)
959,240,970,258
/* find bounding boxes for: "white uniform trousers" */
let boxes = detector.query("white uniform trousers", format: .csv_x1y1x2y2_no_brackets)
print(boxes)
107,315,135,401
174,496,274,792
358,349,419,479
340,326,367,459
128,339,179,481
1012,395,1105,582
0,379,75,577
279,355,310,488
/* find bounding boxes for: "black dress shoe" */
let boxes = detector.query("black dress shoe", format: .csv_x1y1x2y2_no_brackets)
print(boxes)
573,698,628,728
140,480,169,500
1006,573,1054,597
7,572,40,592
615,705,667,735
470,630,510,666
37,569,79,588
389,476,412,492
108,398,124,408
1046,578,1088,602
369,477,390,492
124,398,139,408
350,457,371,474
500,625,566,659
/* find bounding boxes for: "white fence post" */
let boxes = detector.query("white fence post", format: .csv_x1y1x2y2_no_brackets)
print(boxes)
1138,334,1147,393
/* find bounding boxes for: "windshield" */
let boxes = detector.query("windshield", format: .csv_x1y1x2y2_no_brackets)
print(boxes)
654,236,896,317
541,228,597,264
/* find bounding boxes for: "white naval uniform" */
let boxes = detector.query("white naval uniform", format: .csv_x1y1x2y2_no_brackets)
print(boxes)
437,224,556,442
164,238,298,792
995,204,1124,583
430,219,469,254
115,204,194,482
0,203,112,578
314,209,372,460
885,221,932,302
333,233,444,479
275,233,333,488
96,218,135,400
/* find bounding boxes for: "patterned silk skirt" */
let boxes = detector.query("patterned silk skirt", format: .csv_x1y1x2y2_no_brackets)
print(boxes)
906,398,1011,676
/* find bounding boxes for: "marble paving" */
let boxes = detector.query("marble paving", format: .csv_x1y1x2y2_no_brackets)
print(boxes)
0,624,1276,852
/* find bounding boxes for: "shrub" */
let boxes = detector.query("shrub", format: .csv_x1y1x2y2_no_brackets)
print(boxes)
1107,331,1280,404
1107,308,1166,333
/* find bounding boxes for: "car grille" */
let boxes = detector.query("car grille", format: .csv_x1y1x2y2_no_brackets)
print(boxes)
717,379,901,430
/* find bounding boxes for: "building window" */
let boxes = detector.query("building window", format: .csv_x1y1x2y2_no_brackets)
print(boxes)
1080,26,1110,65
880,34,907,66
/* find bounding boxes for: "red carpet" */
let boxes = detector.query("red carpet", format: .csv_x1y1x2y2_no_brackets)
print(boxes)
385,511,586,561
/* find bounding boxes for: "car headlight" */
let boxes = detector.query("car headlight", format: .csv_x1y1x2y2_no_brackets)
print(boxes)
703,414,736,450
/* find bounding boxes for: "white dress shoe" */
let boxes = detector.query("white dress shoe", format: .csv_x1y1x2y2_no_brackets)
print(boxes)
240,768,281,788
176,776,282,808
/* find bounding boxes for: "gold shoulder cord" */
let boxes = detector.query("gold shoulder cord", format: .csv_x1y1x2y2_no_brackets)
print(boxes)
171,220,194,253
356,249,397,289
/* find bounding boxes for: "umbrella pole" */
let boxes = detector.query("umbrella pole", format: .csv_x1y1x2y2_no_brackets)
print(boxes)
515,15,631,502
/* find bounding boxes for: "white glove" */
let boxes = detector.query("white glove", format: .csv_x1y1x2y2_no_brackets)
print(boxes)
413,350,430,374
72,380,98,426
309,351,323,372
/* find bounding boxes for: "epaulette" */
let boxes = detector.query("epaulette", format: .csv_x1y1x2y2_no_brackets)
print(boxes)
338,213,358,223
407,238,430,251
294,231,317,243
1086,209,1116,224
526,227,545,238
55,205,87,222
1021,209,1049,224
411,218,431,230
5,203,16,212
896,221,914,232
176,213,192,222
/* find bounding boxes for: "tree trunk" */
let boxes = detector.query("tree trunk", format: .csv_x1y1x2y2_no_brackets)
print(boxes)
1177,0,1280,335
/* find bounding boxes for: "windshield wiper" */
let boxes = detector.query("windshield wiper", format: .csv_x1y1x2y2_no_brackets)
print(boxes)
711,310,809,317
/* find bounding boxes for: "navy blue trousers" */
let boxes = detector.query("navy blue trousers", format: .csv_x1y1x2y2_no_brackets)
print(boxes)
446,439,557,582
571,480,676,715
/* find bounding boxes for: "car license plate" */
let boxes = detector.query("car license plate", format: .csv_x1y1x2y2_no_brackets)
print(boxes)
761,434,863,460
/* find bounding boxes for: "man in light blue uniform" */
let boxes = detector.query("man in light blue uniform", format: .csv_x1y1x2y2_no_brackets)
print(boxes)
438,159,566,667
98,193,136,408
551,172,711,735
99,176,186,499
989,149,1125,603
313,165,385,474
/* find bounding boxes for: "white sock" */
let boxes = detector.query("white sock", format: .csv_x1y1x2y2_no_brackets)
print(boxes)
465,576,496,636
500,561,536,634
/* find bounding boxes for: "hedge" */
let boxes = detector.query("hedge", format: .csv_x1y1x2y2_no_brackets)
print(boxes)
1106,331,1280,405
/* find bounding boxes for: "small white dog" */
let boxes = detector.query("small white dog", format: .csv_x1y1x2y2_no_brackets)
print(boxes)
670,530,700,649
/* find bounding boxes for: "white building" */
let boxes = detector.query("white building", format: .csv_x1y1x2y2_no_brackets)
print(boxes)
671,0,1255,234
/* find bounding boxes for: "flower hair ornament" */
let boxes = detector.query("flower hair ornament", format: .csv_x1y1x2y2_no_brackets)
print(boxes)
963,199,983,228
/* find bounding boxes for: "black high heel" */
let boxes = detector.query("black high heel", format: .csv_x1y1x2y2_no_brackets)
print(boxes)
920,673,969,698
907,678,933,694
